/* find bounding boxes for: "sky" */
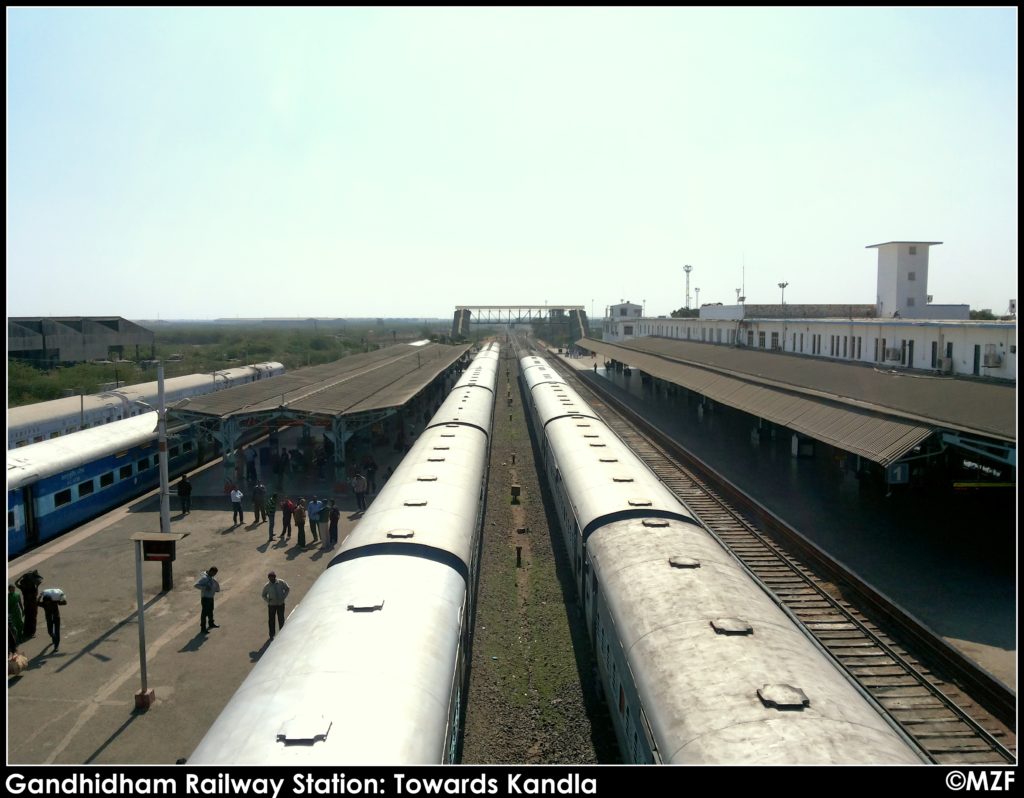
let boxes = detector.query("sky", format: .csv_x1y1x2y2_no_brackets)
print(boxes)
6,8,1018,321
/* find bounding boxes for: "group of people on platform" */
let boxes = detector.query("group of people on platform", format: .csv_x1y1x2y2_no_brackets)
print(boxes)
10,447,402,670
193,565,292,642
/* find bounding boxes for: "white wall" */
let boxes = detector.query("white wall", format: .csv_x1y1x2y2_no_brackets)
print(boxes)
600,316,1016,380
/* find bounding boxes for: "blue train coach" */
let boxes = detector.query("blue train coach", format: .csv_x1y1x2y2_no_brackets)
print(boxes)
7,413,202,557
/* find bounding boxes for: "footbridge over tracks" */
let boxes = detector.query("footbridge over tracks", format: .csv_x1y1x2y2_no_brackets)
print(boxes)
453,305,590,342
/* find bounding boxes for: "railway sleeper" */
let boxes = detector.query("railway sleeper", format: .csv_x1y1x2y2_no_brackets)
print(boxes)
878,696,961,710
847,665,914,677
803,621,859,631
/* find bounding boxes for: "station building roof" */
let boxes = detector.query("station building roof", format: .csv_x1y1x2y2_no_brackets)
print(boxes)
577,337,1015,467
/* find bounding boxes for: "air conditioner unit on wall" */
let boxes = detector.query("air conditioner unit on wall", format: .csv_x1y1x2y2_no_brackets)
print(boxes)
983,353,1003,368
885,348,903,361
937,357,953,374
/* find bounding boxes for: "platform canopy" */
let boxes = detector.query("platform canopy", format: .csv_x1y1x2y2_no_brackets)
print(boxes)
579,337,1014,468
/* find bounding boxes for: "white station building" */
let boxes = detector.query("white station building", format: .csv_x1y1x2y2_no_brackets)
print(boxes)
601,242,1016,381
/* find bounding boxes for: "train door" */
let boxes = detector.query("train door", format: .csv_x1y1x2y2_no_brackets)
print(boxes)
590,573,599,643
23,485,39,551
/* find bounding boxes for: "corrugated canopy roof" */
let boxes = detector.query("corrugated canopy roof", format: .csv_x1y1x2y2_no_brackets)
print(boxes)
176,343,470,421
578,338,1015,467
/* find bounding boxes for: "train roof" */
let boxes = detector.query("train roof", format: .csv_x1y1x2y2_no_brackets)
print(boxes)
7,413,160,489
8,394,124,428
190,556,465,764
588,519,923,764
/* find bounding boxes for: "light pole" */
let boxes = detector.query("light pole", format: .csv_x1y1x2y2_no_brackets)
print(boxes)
684,264,693,309
156,364,171,540
778,281,789,351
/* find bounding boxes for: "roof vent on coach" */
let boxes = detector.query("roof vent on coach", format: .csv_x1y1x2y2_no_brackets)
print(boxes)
386,530,415,539
347,599,385,613
277,716,332,746
758,684,809,710
668,556,700,569
711,618,753,635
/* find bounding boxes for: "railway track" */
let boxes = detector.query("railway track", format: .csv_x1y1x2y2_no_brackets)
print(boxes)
543,350,1016,765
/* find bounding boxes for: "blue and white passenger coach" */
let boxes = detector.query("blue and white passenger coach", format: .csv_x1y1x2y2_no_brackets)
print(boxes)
7,413,201,556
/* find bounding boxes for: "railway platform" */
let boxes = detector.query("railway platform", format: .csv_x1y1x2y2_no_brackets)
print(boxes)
6,432,406,765
547,346,1016,692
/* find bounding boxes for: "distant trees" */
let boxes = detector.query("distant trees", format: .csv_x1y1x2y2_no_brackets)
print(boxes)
670,307,699,318
8,321,440,407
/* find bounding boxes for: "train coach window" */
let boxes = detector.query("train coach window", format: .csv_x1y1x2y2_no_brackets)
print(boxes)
100,472,114,488
8,511,14,529
55,489,73,508
138,457,151,471
78,480,95,498
183,441,194,452
120,465,133,480
169,446,180,458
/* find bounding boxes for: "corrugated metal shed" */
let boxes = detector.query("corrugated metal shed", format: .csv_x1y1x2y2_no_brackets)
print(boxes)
177,344,470,421
579,338,1014,467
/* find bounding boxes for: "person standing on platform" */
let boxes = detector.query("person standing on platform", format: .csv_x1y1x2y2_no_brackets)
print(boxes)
195,567,220,633
262,572,290,640
327,500,341,550
245,446,258,483
267,492,279,541
40,588,66,652
280,496,294,541
178,474,193,515
365,457,378,494
252,482,267,524
352,473,369,512
293,499,307,547
307,496,324,544
230,486,244,526
8,584,25,643
276,448,290,490
14,570,43,640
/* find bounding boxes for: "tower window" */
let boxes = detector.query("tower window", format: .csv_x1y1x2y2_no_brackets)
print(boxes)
908,271,916,281
909,246,917,255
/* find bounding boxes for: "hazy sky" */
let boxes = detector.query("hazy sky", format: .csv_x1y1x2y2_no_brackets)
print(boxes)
7,8,1018,320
